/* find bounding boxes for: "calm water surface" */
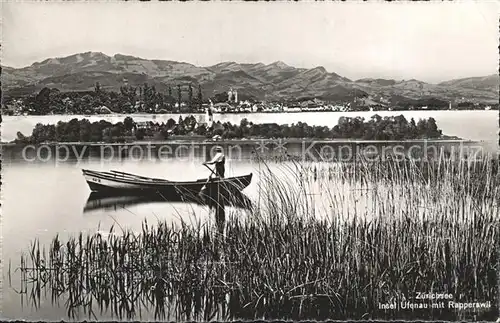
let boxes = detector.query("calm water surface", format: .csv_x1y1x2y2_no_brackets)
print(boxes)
2,137,498,319
6,148,366,319
2,110,498,143
1,156,252,319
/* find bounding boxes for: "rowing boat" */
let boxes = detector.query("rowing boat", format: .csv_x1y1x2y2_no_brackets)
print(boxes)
82,169,253,196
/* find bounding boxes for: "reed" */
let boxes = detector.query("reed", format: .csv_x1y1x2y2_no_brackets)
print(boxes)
12,155,499,321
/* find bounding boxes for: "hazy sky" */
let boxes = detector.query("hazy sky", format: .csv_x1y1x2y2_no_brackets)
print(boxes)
3,1,499,83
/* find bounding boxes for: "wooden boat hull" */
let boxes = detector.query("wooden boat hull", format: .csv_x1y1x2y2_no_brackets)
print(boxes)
82,169,252,197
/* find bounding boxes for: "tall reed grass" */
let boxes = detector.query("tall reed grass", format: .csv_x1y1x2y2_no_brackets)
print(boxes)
12,155,499,321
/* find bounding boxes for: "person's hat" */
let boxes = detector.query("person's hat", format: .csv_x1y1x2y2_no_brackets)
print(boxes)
215,147,223,152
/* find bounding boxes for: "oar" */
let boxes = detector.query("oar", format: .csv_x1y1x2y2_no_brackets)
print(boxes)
199,163,217,197
203,163,218,178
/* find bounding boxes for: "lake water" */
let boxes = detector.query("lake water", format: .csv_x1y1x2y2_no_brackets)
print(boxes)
1,110,499,320
3,149,380,320
2,110,499,144
0,156,239,319
2,149,499,320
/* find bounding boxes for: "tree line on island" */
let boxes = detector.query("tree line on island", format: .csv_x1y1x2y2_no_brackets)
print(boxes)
15,114,443,144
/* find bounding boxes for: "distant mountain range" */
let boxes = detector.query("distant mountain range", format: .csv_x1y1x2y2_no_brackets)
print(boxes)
2,51,499,104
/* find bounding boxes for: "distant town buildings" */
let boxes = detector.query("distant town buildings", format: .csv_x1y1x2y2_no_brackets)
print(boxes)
3,85,498,116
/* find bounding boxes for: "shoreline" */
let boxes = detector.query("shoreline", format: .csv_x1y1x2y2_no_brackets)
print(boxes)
5,112,495,147
2,137,477,147
3,108,498,118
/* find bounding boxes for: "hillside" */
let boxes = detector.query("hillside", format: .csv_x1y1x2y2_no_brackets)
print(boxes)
2,52,499,104
438,75,499,92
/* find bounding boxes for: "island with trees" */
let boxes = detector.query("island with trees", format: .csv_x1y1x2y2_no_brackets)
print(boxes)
13,114,448,145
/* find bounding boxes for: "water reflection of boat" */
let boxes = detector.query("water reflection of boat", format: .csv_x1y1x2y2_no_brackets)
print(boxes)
83,190,253,213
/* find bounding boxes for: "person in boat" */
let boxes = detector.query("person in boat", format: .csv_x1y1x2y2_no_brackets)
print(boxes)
202,147,227,240
203,146,225,178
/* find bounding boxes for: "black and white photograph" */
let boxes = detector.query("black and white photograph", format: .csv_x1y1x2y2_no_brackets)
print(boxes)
1,2,499,321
